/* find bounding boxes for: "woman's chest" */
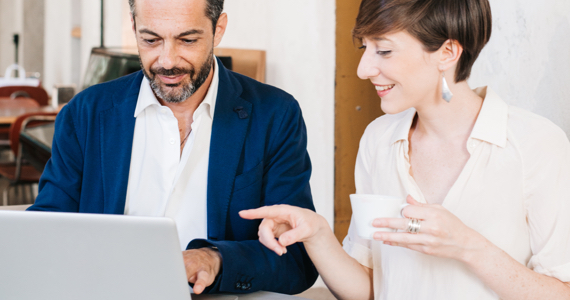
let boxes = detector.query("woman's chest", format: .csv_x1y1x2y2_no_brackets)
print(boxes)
369,143,531,261
408,141,471,204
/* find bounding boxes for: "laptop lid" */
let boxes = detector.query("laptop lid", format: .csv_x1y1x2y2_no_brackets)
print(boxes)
0,210,191,300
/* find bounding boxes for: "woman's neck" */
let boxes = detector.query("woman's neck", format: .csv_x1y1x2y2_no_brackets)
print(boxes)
411,81,484,142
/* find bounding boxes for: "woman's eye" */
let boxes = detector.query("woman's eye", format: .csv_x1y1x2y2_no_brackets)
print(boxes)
377,50,392,56
358,45,367,50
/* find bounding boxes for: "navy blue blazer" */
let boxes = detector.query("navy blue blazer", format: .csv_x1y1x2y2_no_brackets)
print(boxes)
29,60,318,294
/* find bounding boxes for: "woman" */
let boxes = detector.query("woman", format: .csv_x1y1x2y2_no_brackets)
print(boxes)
240,0,570,299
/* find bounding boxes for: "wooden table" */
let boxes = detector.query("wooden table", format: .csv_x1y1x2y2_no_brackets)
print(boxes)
0,97,58,125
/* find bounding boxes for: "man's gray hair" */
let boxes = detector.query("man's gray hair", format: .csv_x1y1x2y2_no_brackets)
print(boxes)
128,0,224,31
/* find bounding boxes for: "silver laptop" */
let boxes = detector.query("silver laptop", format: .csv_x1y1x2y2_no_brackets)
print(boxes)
0,210,192,300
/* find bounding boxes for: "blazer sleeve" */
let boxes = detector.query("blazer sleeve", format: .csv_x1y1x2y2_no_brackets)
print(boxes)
28,105,82,212
187,99,318,294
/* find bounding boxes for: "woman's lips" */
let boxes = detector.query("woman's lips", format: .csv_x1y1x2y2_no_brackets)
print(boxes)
375,84,395,97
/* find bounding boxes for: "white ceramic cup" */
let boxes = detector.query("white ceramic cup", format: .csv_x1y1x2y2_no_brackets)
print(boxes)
350,194,408,240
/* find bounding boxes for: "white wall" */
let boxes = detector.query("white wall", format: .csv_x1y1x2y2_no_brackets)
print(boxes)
469,0,570,135
44,0,73,90
43,0,126,91
0,0,23,75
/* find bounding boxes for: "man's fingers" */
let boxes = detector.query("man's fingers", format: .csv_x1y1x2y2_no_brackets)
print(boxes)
192,270,214,295
183,248,222,289
184,259,200,282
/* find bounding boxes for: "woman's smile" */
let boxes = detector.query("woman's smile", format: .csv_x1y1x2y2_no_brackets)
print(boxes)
375,84,395,97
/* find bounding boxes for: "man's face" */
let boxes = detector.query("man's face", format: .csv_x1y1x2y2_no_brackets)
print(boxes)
133,0,221,103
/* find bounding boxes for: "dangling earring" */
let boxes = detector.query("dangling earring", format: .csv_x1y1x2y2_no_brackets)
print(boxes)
441,72,453,103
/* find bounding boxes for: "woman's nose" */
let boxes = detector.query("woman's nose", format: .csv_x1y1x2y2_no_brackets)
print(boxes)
357,50,381,80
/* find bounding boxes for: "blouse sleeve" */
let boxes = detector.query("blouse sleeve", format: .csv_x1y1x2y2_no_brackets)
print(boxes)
341,124,377,269
524,124,570,282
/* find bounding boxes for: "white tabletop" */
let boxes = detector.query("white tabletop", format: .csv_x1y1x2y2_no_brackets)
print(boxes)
193,291,307,300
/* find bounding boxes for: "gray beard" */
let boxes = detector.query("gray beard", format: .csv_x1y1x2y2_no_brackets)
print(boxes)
141,52,214,104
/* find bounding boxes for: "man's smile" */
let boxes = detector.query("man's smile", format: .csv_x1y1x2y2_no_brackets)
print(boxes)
157,74,188,85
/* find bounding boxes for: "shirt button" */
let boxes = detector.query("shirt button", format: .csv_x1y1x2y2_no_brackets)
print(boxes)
169,138,175,145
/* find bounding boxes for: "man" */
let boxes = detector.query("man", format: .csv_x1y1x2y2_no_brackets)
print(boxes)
29,0,318,295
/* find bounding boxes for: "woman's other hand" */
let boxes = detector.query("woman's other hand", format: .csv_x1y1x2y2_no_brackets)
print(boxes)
239,205,328,256
372,195,487,262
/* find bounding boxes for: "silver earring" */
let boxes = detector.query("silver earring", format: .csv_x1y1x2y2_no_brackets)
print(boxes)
441,73,453,103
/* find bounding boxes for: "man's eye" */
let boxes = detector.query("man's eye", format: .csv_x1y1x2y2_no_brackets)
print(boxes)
144,39,158,45
182,39,197,44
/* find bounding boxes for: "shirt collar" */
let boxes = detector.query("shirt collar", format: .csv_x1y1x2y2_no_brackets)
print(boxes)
469,86,508,148
199,56,219,119
389,86,508,148
134,56,220,119
390,108,417,145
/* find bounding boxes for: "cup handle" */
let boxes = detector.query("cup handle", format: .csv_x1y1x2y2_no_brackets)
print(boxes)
400,203,409,218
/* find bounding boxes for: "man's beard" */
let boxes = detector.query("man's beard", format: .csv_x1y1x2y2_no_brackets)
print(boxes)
140,51,214,104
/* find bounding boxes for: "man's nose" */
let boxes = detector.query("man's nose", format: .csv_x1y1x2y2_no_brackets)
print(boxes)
158,41,179,70
356,50,381,80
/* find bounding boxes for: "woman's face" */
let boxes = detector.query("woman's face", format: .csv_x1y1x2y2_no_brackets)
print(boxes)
357,30,442,114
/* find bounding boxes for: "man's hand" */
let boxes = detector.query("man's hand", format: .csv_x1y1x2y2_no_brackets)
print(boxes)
183,247,222,294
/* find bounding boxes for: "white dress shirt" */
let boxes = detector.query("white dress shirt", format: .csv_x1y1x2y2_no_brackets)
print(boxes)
343,87,570,300
125,59,219,250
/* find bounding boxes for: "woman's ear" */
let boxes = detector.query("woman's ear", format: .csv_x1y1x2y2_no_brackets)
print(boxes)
438,39,463,72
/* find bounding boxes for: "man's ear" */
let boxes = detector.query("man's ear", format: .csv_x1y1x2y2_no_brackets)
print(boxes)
213,13,228,47
438,39,463,72
131,13,136,33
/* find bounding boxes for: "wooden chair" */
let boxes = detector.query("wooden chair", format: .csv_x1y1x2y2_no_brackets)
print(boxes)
0,86,49,106
0,113,57,206
0,98,41,152
214,48,266,83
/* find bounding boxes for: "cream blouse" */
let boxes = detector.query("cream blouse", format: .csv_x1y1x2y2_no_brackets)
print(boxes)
343,87,570,300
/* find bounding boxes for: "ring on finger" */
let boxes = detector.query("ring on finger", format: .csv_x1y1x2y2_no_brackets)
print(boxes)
406,218,421,234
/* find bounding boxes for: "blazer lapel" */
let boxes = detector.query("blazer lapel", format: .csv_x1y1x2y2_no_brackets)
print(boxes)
207,61,251,240
100,72,141,214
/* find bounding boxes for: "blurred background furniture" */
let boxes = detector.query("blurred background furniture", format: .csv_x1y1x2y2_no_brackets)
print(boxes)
214,48,266,83
19,120,55,173
0,204,31,211
0,96,41,154
81,48,142,90
0,97,57,152
0,86,49,106
0,113,57,206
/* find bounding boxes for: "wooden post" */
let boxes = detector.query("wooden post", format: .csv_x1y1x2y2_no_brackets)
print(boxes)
334,0,384,242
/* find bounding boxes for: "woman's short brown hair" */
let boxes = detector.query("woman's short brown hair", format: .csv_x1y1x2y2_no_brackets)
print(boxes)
353,0,492,82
